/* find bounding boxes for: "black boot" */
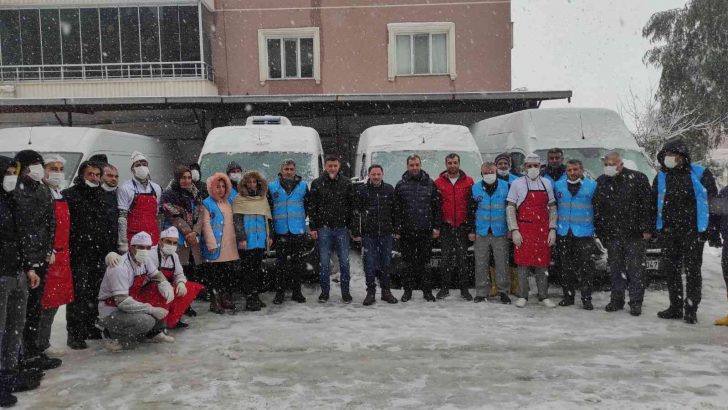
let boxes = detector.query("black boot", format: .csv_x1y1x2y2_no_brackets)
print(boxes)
423,289,436,302
581,298,594,311
363,290,376,306
291,287,306,303
629,303,642,316
23,353,62,371
174,321,190,329
0,371,18,408
273,290,285,305
460,288,473,301
684,309,698,324
381,288,398,304
605,294,625,312
342,290,353,304
245,295,262,311
499,292,512,304
318,292,329,303
66,337,87,350
400,289,413,303
11,370,41,393
255,294,267,308
657,305,683,319
184,307,198,317
473,296,487,303
559,288,575,306
436,288,450,299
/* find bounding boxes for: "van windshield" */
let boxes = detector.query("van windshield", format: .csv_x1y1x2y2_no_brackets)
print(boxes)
534,148,656,180
371,150,482,186
0,151,83,189
199,152,316,182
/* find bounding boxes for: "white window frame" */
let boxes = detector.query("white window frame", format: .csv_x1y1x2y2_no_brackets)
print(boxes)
258,27,320,85
387,22,456,81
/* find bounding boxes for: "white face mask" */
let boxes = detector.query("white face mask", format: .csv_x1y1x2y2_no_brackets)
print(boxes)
229,172,242,183
46,172,64,187
85,179,100,188
191,170,200,182
664,156,678,169
102,183,117,192
134,248,150,264
2,175,17,193
603,165,618,177
161,244,178,256
567,177,582,184
28,164,44,182
526,167,540,180
497,169,510,177
133,166,150,180
482,174,497,184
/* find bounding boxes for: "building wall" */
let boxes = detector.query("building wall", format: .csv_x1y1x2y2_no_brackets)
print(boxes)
7,80,219,98
212,0,512,95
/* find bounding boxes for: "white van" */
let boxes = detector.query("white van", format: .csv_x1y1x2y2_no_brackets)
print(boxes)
470,108,656,180
354,123,483,185
0,127,177,188
198,116,324,182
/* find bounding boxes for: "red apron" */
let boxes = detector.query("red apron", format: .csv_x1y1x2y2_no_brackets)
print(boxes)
42,198,74,309
513,181,551,268
127,180,160,245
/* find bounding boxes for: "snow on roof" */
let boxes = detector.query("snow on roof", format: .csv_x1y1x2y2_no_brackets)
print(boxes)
201,125,322,155
358,123,479,153
0,127,152,153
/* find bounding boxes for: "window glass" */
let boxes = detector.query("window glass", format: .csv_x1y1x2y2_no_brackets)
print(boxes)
395,35,411,75
0,10,22,66
120,7,140,64
160,6,180,62
139,7,160,63
267,39,281,79
99,8,120,64
413,34,429,74
20,10,41,67
300,37,313,78
179,6,200,61
80,8,101,67
431,33,448,74
284,38,298,77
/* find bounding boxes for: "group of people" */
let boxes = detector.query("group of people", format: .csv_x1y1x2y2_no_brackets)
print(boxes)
2,137,728,407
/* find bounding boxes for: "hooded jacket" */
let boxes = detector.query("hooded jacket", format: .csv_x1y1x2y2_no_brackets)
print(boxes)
233,171,274,248
201,173,238,262
394,170,442,233
13,167,55,270
0,156,24,277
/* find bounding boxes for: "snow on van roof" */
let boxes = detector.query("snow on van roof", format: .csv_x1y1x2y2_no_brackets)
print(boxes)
0,127,154,152
201,125,321,155
470,107,641,152
358,123,478,153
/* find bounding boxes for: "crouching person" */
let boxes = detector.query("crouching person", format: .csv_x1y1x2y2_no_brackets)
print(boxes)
97,232,173,352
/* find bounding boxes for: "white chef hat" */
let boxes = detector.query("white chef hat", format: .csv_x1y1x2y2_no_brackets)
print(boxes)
524,153,541,165
130,231,153,246
160,227,179,239
44,153,66,165
130,151,147,166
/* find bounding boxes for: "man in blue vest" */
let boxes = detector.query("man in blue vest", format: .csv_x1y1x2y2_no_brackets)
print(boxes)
267,160,309,305
653,138,720,324
541,148,567,185
495,153,521,186
468,162,511,304
553,159,597,310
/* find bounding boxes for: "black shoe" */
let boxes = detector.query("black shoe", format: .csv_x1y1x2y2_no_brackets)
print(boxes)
582,299,594,311
629,304,641,316
473,296,487,303
423,290,436,302
318,292,329,303
184,307,198,317
0,392,16,408
245,296,262,312
23,354,61,372
342,291,353,304
460,288,473,301
174,321,190,329
255,294,267,308
400,289,413,303
499,292,512,304
558,297,575,307
0,371,18,408
363,291,376,306
291,288,307,303
657,305,683,319
11,371,41,393
684,310,698,324
87,328,103,340
67,338,88,350
381,289,399,304
436,288,450,299
273,291,285,305
605,298,625,312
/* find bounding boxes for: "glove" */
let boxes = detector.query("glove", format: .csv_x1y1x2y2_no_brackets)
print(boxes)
48,252,56,265
118,243,129,253
548,229,557,247
149,307,169,320
157,280,175,303
176,282,187,297
105,252,123,267
512,230,523,247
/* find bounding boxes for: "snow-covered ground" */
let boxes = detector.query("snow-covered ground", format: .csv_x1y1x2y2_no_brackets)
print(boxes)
17,249,728,409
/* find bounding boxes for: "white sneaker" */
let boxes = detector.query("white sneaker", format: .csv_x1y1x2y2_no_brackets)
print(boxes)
150,332,175,343
515,298,527,308
104,339,123,352
540,298,557,308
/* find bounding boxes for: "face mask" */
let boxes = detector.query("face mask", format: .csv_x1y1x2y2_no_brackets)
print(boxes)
603,166,618,177
102,183,116,192
482,174,497,184
191,170,200,182
161,244,177,256
567,177,582,184
85,179,100,188
134,249,150,264
664,156,677,169
229,172,242,183
28,164,44,182
47,172,64,187
133,166,150,180
2,175,17,193
527,167,540,179
497,169,510,177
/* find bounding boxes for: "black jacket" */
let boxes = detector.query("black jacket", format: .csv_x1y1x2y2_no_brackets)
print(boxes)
306,173,353,230
101,189,119,253
63,181,115,266
593,167,654,242
0,156,23,277
13,174,55,270
394,170,442,233
352,181,396,237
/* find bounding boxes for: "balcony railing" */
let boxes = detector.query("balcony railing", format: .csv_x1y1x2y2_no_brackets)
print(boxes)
0,61,214,83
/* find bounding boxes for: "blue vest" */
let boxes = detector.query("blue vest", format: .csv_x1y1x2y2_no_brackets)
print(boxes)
472,179,509,237
269,179,307,235
543,172,567,186
656,164,709,233
244,214,267,249
227,187,238,205
555,178,596,238
201,197,224,261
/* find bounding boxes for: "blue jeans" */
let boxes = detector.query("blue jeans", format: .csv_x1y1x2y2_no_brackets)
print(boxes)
362,235,394,292
318,227,351,294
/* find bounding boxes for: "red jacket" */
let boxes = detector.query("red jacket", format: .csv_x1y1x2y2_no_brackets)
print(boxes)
435,170,474,228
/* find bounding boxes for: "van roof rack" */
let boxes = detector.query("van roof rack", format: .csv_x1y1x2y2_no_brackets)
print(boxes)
246,115,292,126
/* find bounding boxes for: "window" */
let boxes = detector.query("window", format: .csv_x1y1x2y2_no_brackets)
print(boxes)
387,22,456,80
258,27,320,84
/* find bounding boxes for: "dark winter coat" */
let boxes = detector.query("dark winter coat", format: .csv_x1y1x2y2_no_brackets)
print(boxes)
13,174,55,270
101,190,119,254
542,164,567,182
593,167,654,242
0,156,23,277
352,181,396,237
394,170,442,233
306,173,354,230
62,179,114,266
652,138,719,241
161,181,202,238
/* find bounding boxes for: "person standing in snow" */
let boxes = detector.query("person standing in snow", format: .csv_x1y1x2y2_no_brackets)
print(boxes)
117,151,162,251
553,159,597,310
352,165,399,306
434,153,475,301
394,154,442,303
541,148,567,185
100,163,120,258
468,162,511,304
715,184,728,326
506,153,558,308
225,161,243,204
306,155,355,304
495,152,521,297
189,163,208,199
653,138,720,324
267,160,309,305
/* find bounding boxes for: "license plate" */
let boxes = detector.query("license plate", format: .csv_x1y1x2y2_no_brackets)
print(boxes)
646,259,659,270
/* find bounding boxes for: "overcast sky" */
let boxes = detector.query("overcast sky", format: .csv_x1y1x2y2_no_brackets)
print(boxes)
511,0,688,118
